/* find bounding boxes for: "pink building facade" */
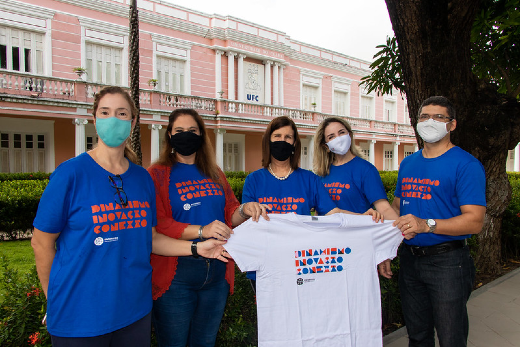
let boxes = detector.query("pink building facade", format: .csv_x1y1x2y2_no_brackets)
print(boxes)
0,0,423,173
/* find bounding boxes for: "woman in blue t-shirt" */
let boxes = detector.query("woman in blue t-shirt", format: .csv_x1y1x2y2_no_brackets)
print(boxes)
148,108,267,347
313,116,399,278
31,87,230,347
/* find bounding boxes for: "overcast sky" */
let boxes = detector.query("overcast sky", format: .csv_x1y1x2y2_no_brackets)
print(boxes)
161,0,395,62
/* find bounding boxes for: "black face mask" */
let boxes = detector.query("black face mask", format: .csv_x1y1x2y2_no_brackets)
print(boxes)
270,141,295,161
169,131,203,156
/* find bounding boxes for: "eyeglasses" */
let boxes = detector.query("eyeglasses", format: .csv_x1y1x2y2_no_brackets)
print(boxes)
108,175,128,207
419,114,453,122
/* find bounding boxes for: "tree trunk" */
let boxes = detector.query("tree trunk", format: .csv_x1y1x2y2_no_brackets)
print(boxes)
385,0,520,274
129,0,142,165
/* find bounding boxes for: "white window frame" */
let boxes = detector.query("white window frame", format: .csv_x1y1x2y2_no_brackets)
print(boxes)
507,149,515,172
79,18,128,86
383,96,397,122
300,69,323,112
383,144,394,171
223,133,245,171
332,77,352,117
152,33,192,95
358,141,370,161
360,88,375,120
0,2,53,75
0,117,54,173
403,101,411,124
404,145,415,158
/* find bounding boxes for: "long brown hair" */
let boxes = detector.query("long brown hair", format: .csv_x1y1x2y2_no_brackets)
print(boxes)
313,117,362,177
92,86,138,164
155,108,222,185
261,116,301,170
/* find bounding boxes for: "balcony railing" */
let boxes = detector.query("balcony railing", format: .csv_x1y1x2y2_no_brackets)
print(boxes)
0,70,414,137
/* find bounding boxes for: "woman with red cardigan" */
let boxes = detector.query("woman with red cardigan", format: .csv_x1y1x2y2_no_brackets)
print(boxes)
148,108,268,347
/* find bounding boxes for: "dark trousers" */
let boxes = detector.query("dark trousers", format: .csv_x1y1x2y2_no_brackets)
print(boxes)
152,256,229,347
51,312,151,347
399,244,475,347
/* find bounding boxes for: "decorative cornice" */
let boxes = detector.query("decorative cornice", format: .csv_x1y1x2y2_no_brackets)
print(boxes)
150,32,193,50
0,0,55,20
79,17,128,37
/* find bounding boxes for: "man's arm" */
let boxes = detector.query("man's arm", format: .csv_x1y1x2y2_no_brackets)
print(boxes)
394,205,486,237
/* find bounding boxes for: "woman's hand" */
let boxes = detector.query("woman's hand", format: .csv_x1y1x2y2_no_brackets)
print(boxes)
243,202,270,222
364,208,383,223
197,239,232,262
202,220,233,240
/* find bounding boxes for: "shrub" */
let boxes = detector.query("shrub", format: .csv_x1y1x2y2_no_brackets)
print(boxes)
0,255,50,347
224,171,250,180
0,173,50,182
0,180,48,240
227,177,246,203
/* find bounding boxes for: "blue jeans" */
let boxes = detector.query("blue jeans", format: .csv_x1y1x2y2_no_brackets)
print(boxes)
51,312,151,347
152,256,229,347
399,244,475,347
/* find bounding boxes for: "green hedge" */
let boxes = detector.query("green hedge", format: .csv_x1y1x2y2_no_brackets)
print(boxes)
0,172,50,182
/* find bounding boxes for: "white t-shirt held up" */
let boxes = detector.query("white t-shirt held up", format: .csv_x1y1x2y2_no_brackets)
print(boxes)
224,213,403,347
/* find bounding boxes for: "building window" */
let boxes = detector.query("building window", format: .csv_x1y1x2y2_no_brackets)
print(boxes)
156,56,185,94
86,43,122,85
302,85,319,111
384,100,396,122
404,145,415,158
0,131,45,173
383,149,393,171
223,142,240,172
0,26,44,74
334,91,349,116
404,102,410,124
361,95,374,119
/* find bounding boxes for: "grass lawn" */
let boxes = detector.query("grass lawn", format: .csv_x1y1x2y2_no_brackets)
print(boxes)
0,239,35,295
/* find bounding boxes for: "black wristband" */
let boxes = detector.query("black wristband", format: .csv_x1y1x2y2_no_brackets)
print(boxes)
191,241,199,258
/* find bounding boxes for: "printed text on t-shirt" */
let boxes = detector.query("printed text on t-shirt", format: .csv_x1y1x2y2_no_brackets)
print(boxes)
91,200,150,234
400,177,439,200
323,182,350,201
258,196,306,213
294,247,351,275
175,179,223,201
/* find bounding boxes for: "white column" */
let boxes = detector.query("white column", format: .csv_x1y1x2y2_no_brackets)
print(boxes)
237,54,246,102
308,135,315,170
393,141,400,170
264,60,272,105
273,63,279,106
73,118,88,156
149,124,163,163
227,52,237,100
215,50,224,98
279,65,284,107
369,140,376,165
515,143,520,172
214,128,226,169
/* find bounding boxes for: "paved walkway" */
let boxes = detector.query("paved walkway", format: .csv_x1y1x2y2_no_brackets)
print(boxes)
383,267,520,347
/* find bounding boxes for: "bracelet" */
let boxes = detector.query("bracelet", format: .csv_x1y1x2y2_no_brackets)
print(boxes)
239,203,249,219
198,225,205,241
191,241,199,258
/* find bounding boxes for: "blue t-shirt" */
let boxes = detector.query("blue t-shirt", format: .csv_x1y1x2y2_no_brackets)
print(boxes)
321,156,388,213
242,167,337,280
168,162,226,229
242,167,337,216
394,147,486,246
33,152,157,337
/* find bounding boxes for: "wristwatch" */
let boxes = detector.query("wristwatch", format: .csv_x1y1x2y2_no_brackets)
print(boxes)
426,219,437,233
191,241,199,258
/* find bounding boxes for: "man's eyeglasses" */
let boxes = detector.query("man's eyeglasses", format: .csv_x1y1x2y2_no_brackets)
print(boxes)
419,114,453,122
108,175,128,207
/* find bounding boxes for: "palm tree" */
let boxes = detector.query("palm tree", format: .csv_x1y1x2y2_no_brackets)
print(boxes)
129,0,142,165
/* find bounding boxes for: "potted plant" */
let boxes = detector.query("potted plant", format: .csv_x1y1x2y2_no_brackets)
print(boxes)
72,67,87,78
148,79,158,88
311,102,317,110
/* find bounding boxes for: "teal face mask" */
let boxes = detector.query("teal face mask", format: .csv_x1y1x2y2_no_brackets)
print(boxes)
95,117,132,147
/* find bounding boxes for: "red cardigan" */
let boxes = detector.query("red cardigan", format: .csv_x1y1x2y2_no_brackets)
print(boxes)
148,164,239,300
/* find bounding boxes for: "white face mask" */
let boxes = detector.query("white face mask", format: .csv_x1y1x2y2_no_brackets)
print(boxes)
417,118,450,143
326,134,351,155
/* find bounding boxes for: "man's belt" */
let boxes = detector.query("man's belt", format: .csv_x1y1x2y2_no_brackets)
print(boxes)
404,239,466,257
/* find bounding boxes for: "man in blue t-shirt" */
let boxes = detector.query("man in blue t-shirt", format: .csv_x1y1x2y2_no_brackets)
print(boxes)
391,96,486,347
